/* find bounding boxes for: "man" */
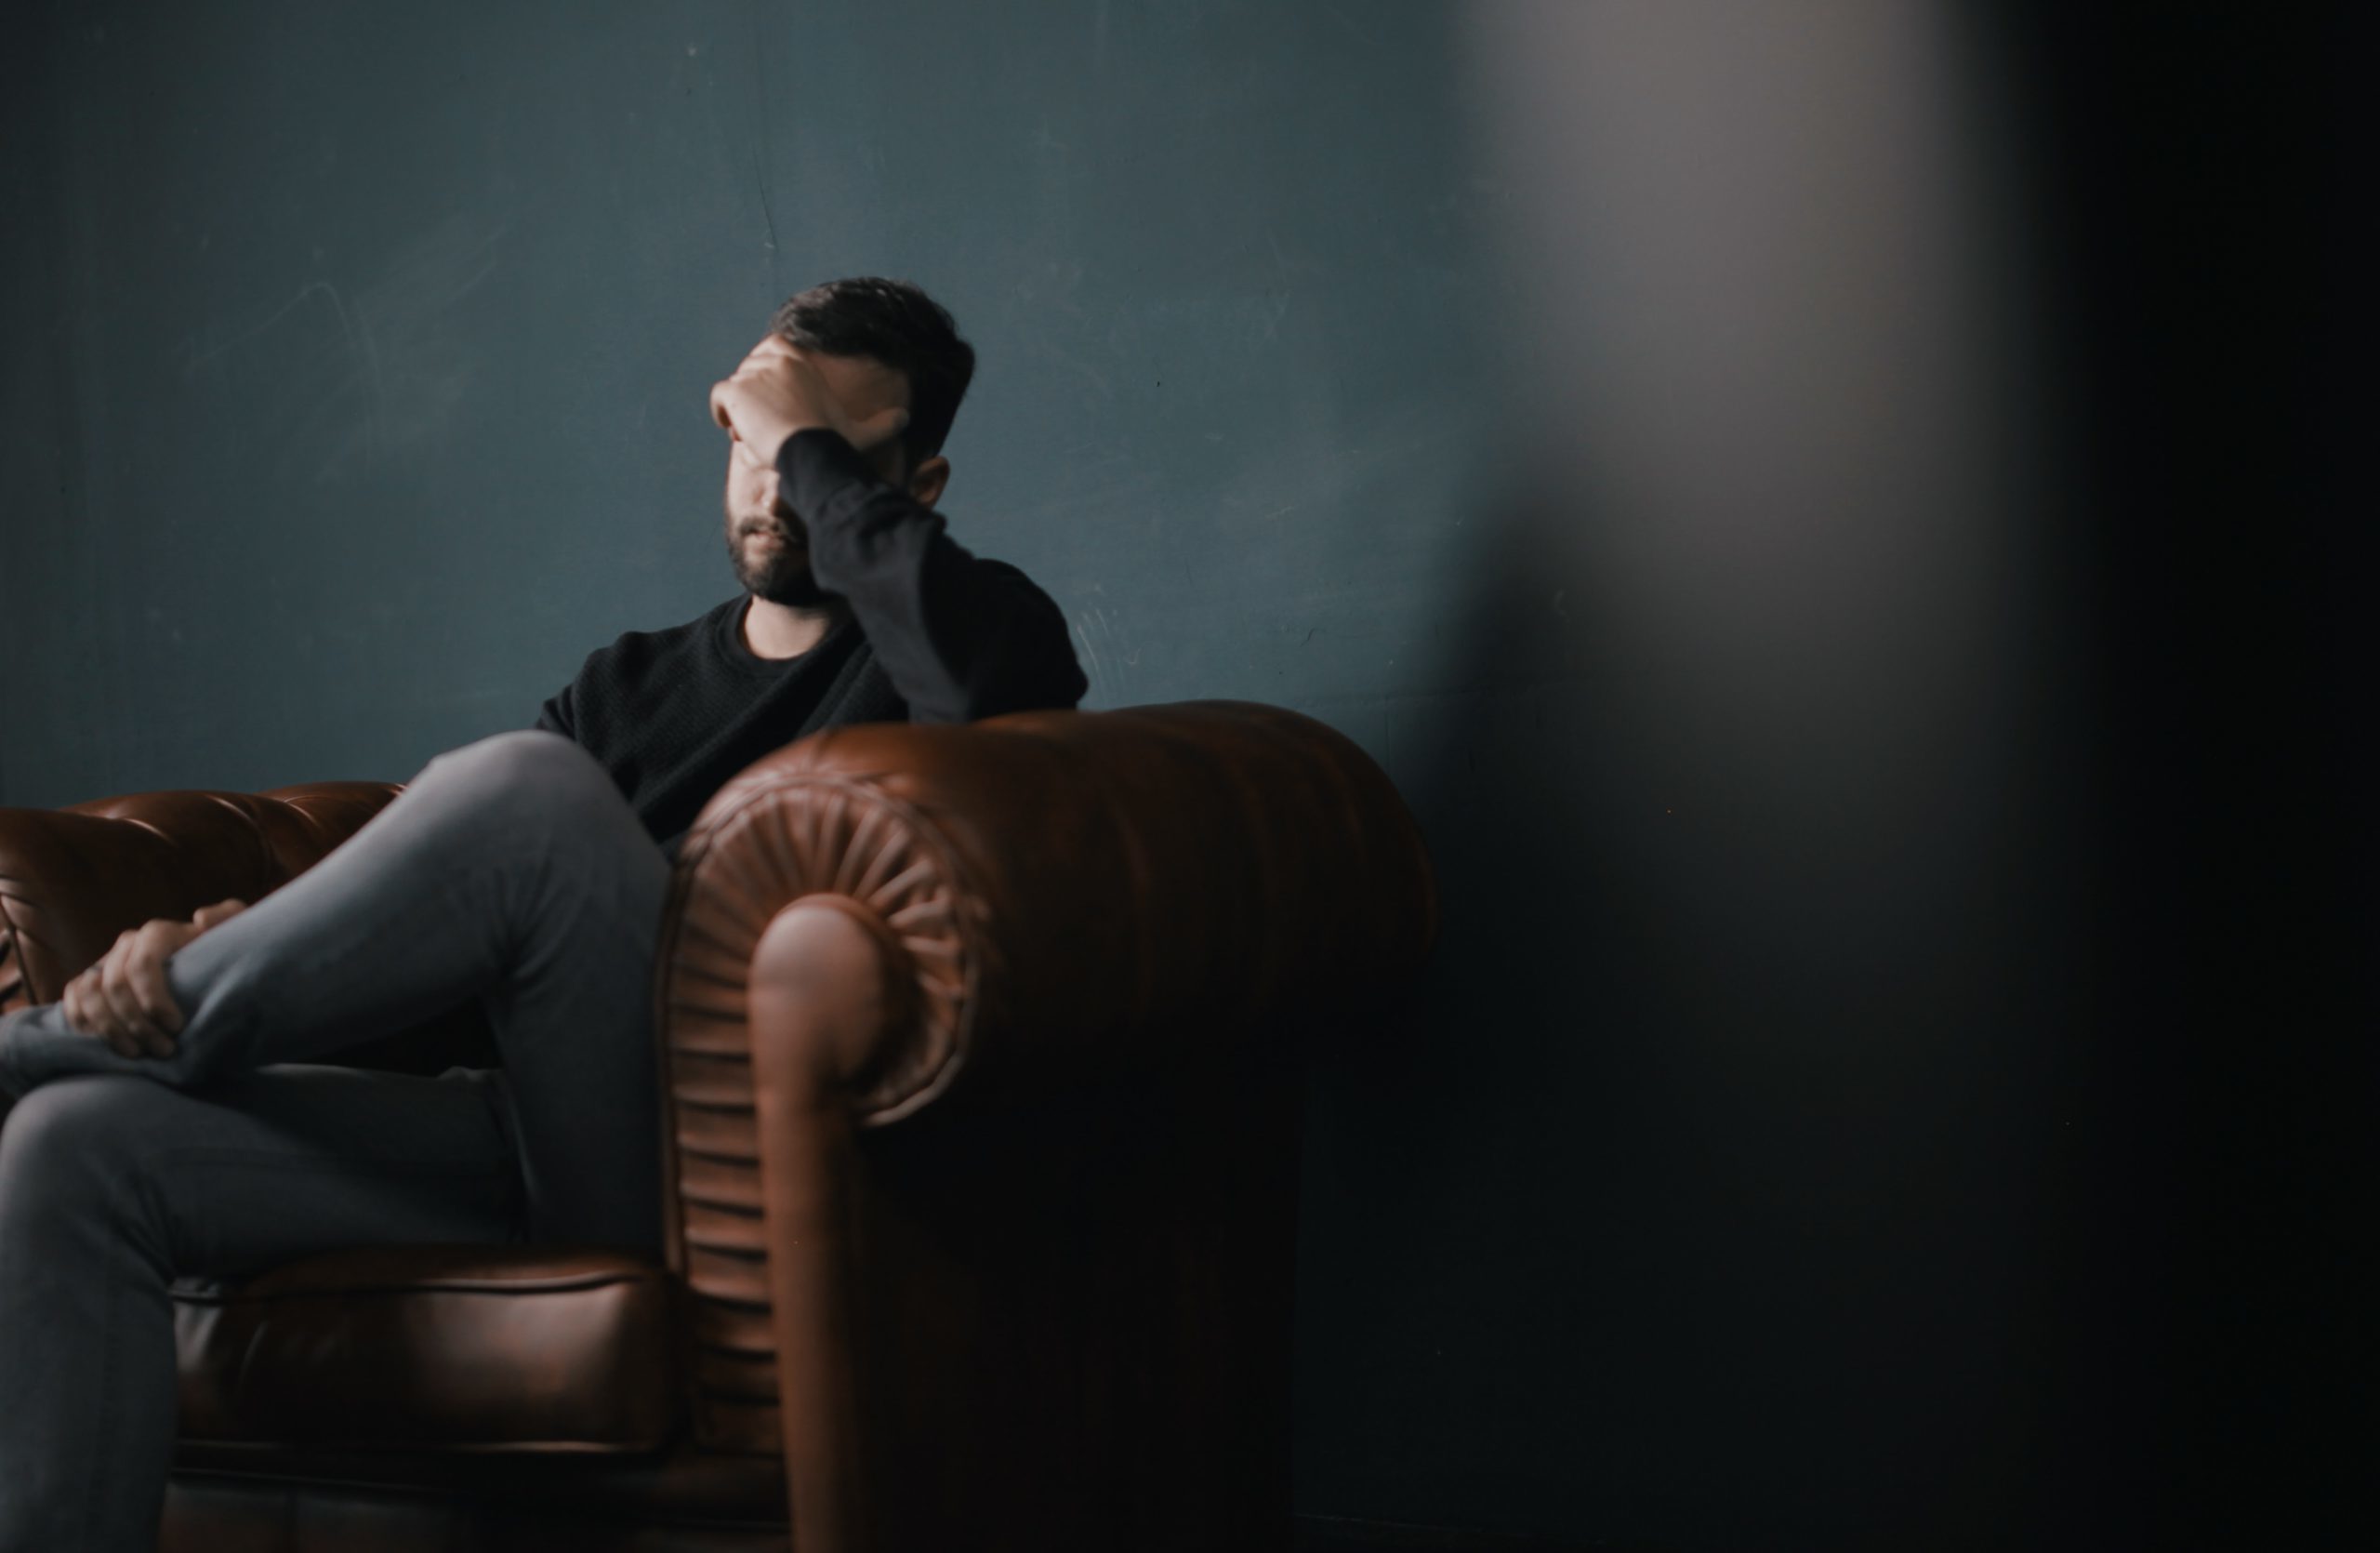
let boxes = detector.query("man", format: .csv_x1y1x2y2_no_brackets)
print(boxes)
0,277,1085,1549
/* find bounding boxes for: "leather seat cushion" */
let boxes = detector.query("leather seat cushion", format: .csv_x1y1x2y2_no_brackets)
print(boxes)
173,1246,681,1453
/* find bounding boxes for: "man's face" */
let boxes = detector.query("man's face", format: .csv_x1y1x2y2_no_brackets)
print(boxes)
721,348,912,605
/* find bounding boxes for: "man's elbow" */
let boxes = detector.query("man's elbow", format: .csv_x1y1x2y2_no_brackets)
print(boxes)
917,665,1089,726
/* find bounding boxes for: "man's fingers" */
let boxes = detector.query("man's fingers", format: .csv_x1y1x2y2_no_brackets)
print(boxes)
63,962,143,1057
59,906,231,1056
95,962,162,1054
846,405,911,456
128,944,185,1037
61,975,112,1051
745,334,797,366
129,920,193,1042
88,920,192,1057
99,948,173,1056
76,940,139,1049
192,898,247,932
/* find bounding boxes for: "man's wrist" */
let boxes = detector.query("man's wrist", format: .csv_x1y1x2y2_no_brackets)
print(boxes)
774,423,857,476
774,424,894,538
759,418,829,468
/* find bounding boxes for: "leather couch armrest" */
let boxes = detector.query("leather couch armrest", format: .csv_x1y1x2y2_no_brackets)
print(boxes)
656,699,1437,1126
0,783,398,1010
651,700,1438,1471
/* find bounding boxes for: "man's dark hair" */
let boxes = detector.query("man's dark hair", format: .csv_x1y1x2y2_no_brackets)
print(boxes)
769,277,976,464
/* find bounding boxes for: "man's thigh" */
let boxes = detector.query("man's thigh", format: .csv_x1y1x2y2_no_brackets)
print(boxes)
2,1064,522,1281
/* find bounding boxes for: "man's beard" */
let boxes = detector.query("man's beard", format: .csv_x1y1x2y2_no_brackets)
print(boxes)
723,503,833,606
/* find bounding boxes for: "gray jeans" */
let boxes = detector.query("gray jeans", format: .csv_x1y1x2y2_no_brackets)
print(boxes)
0,731,672,1552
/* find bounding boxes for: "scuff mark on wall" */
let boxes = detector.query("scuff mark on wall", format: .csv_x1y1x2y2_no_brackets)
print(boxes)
173,216,506,482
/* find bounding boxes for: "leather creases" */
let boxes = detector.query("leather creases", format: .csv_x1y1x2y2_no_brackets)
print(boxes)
654,773,977,1454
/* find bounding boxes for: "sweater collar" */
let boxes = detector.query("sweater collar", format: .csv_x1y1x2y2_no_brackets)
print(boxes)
715,595,858,679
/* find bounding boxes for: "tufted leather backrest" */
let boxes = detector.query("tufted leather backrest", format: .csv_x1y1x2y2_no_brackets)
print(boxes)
0,782,398,1010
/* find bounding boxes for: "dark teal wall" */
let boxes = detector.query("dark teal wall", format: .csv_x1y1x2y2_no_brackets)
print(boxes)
0,0,1488,805
4,3,2362,1547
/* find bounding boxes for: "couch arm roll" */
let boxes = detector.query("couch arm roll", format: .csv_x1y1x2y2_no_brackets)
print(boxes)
656,699,1436,1127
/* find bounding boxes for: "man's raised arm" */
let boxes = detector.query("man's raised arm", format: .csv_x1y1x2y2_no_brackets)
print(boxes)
776,428,1088,724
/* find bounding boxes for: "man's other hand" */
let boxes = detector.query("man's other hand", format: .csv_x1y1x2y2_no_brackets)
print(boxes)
708,336,909,467
62,899,248,1059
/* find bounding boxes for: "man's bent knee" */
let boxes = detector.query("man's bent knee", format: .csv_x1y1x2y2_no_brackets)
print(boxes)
415,731,628,831
424,729,604,791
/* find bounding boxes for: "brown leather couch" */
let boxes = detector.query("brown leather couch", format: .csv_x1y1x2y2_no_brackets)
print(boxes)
0,701,1436,1552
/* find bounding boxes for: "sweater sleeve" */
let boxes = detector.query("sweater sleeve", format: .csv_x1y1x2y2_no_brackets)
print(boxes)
776,428,1090,723
534,684,577,739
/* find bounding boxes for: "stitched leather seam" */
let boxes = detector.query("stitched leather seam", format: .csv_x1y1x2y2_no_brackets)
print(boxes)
173,1272,662,1304
168,1437,680,1458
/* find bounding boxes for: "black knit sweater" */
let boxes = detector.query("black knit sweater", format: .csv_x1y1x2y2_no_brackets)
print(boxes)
535,429,1088,850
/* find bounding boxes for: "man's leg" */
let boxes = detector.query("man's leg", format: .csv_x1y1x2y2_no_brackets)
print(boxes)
0,730,672,1249
0,1064,522,1553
